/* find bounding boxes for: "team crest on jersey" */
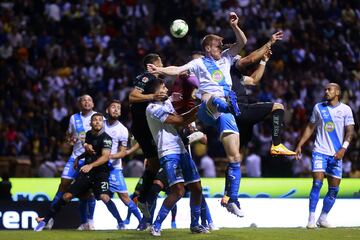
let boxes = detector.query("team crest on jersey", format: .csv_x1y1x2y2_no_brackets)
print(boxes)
324,121,335,132
211,70,224,83
142,77,149,83
79,132,86,142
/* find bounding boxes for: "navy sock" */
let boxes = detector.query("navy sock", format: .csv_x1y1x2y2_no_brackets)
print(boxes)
321,186,339,213
79,200,88,224
272,109,284,146
87,197,96,220
45,197,67,223
105,200,123,225
309,180,323,213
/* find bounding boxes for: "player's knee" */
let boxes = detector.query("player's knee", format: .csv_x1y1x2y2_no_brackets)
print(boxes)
100,194,110,203
172,184,185,200
118,193,130,203
272,103,284,111
187,182,202,195
63,192,72,202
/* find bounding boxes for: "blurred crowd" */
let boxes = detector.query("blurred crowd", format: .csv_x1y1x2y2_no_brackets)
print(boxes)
0,0,359,178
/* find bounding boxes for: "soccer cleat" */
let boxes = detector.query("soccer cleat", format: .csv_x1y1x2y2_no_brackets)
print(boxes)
150,225,161,237
117,223,126,230
306,220,317,229
190,225,209,234
137,218,151,231
124,219,130,225
88,221,95,230
171,221,177,229
270,144,296,156
45,218,54,230
317,219,332,228
187,131,204,144
77,223,90,230
34,221,46,232
208,222,220,231
137,201,151,219
221,199,245,218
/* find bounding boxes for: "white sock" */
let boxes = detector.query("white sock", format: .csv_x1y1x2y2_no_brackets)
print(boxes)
308,212,315,222
319,212,327,221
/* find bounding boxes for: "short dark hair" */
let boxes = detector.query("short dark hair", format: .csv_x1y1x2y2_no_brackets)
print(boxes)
106,99,121,109
91,112,104,120
143,53,160,69
147,79,164,94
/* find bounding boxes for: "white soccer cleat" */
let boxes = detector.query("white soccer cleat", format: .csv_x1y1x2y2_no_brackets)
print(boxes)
224,202,245,217
88,221,95,230
77,223,90,230
317,219,333,228
34,221,46,232
306,221,317,229
150,225,161,237
45,218,54,230
208,222,220,231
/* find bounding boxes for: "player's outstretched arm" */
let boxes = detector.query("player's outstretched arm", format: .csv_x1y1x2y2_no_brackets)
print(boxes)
295,123,316,160
147,64,190,76
236,31,282,69
129,88,167,103
126,142,140,156
228,12,247,57
244,50,272,86
164,105,200,126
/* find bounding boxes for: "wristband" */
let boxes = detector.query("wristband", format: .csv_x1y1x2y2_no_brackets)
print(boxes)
342,141,349,149
260,60,267,66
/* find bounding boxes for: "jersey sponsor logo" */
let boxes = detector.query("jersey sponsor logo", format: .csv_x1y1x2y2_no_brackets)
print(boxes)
320,109,329,118
211,70,224,83
104,139,112,145
324,121,335,132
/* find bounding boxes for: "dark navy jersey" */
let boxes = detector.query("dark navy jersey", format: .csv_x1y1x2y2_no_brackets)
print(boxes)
130,72,160,116
230,65,248,103
84,130,112,174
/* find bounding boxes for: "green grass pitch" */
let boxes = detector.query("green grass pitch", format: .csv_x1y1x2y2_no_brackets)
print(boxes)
1,228,359,240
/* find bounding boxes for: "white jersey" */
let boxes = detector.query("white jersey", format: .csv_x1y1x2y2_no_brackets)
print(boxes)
146,99,186,158
104,120,129,169
68,111,96,158
186,49,234,97
310,102,354,155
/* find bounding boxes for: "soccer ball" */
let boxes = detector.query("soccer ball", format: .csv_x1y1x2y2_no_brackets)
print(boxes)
170,19,189,38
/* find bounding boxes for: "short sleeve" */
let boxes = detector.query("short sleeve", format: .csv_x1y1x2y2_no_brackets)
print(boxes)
102,136,113,150
310,105,318,124
185,59,200,75
119,127,129,147
345,106,355,126
147,103,171,123
67,115,75,134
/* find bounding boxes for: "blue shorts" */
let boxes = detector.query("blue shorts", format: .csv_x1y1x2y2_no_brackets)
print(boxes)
109,168,128,193
197,101,239,139
312,151,342,179
160,153,200,187
61,157,84,180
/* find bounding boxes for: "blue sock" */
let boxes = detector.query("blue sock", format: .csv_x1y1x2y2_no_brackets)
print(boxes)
105,200,123,225
201,196,213,224
79,200,88,224
212,97,229,113
127,200,142,222
309,180,323,213
51,192,64,208
190,204,201,227
87,197,96,220
321,186,339,213
224,162,241,201
153,205,170,229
